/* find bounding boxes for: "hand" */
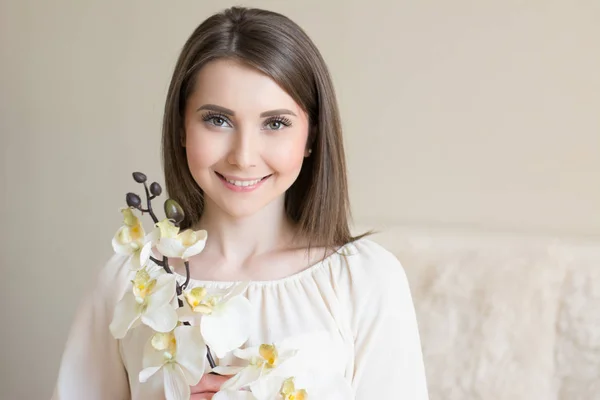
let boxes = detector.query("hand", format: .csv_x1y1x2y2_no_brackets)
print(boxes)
190,373,231,400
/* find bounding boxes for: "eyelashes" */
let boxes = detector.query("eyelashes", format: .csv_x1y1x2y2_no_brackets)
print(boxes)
200,112,292,130
265,116,292,129
201,111,231,128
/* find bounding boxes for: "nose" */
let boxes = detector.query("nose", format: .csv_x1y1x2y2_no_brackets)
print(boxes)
227,127,257,169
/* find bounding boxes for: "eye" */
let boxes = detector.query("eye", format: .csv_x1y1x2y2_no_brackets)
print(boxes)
210,117,227,126
202,112,232,128
264,116,292,130
267,120,282,130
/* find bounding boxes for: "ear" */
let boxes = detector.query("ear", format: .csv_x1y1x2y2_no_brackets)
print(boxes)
304,124,317,157
180,131,186,147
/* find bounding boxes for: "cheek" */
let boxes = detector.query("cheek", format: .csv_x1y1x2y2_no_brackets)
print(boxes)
268,135,307,174
185,132,221,171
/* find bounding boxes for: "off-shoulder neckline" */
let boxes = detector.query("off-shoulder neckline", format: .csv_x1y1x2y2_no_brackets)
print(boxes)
172,240,360,288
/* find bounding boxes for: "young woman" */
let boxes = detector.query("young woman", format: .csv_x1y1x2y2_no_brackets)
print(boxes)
53,6,428,400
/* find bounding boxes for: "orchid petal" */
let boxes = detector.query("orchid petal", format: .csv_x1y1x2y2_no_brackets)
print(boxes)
233,346,260,361
112,227,134,255
220,366,262,392
142,335,168,370
201,296,252,358
212,366,245,376
157,237,186,258
139,241,153,268
156,219,180,239
146,274,177,311
176,300,201,325
181,230,208,259
109,293,140,339
213,391,257,400
147,227,161,244
173,325,207,385
139,366,162,383
128,253,141,270
142,303,178,333
249,374,286,399
163,363,190,400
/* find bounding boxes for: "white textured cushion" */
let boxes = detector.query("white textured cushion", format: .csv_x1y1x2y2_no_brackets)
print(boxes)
361,227,571,400
554,243,600,400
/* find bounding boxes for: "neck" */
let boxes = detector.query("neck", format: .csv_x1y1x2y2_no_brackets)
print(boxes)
194,196,297,262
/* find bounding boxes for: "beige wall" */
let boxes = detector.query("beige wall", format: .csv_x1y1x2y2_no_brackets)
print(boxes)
1,0,598,398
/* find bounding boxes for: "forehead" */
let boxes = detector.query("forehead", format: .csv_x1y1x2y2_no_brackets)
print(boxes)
190,58,303,116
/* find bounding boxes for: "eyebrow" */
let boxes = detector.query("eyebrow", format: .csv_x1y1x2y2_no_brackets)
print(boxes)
196,104,235,115
196,104,297,118
260,109,297,117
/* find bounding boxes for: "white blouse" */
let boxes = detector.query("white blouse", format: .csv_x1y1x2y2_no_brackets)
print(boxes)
52,238,429,399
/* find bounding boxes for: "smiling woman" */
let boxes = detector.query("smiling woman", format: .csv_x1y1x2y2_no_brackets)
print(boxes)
52,6,429,400
181,59,311,220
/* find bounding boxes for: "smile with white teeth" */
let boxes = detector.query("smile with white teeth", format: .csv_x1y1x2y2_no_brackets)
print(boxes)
225,177,264,187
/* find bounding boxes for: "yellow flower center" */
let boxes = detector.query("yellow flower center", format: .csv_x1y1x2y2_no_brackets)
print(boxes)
121,208,138,227
118,209,144,248
255,344,279,369
156,218,180,239
179,229,197,246
184,287,219,314
280,377,307,400
132,269,156,304
151,332,177,361
129,224,143,241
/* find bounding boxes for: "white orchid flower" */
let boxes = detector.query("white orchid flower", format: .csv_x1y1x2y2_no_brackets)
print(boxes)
109,268,178,339
250,372,353,400
213,390,257,400
216,348,353,400
254,376,307,400
178,282,252,358
154,218,207,260
215,331,353,399
139,325,207,400
112,207,157,270
214,342,298,393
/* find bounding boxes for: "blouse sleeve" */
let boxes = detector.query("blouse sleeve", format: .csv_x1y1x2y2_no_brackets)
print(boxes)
51,254,132,400
347,240,429,399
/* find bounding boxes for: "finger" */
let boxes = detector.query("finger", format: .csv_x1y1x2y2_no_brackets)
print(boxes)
191,373,231,392
190,394,214,400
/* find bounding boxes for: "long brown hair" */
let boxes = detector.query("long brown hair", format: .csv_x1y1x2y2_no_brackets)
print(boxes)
162,6,366,248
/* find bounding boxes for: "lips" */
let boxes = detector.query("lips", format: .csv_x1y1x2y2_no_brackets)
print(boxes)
215,172,272,188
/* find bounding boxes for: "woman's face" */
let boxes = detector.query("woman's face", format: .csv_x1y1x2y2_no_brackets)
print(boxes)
183,58,311,219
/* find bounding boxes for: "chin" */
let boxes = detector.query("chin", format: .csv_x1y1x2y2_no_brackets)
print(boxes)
215,198,274,219
221,206,262,219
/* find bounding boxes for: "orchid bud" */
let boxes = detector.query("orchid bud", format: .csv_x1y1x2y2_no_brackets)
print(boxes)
132,172,147,183
150,182,162,196
164,199,185,224
126,192,142,209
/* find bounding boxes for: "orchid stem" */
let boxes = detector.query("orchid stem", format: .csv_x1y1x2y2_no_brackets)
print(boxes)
161,256,173,275
182,261,191,290
143,182,159,224
206,346,217,369
149,256,164,266
134,173,217,371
